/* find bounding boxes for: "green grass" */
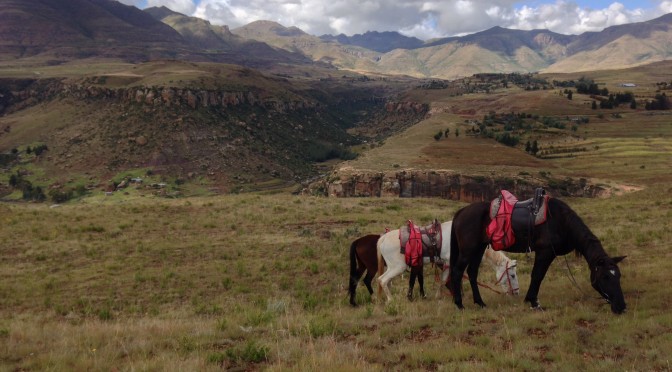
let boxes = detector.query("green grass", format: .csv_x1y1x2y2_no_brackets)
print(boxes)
1,187,670,370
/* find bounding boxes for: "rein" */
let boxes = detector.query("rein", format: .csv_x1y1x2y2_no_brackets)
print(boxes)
434,264,513,295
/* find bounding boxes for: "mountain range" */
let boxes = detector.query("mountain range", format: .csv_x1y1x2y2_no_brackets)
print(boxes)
1,0,672,77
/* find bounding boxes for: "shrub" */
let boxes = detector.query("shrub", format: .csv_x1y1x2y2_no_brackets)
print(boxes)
49,189,74,204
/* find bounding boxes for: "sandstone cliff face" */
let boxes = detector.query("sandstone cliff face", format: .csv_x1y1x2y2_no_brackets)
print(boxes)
0,78,430,121
306,169,607,202
0,78,318,115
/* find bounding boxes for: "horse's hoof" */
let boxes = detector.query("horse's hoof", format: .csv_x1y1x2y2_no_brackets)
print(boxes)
476,302,487,308
455,303,465,310
530,304,544,311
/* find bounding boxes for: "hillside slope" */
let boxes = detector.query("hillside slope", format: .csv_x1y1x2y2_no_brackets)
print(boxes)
0,61,426,195
0,0,191,62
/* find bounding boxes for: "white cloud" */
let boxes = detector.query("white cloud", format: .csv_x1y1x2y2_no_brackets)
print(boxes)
127,0,672,39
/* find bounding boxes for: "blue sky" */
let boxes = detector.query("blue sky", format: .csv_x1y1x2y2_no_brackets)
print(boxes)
118,0,672,39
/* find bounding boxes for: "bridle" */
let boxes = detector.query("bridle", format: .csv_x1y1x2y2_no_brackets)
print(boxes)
495,260,519,295
591,265,613,304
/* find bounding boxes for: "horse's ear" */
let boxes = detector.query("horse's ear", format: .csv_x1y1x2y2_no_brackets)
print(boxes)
612,256,627,264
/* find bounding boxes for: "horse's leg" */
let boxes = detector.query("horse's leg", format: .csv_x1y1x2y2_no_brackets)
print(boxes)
418,267,426,299
378,263,406,303
363,271,375,296
466,246,487,307
524,251,556,309
450,258,468,309
407,268,417,301
349,266,366,306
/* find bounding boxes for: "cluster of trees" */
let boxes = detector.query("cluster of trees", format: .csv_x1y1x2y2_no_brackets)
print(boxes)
644,93,671,110
9,172,46,201
524,140,540,156
592,92,636,109
433,127,458,140
27,144,49,156
305,142,357,162
8,168,88,203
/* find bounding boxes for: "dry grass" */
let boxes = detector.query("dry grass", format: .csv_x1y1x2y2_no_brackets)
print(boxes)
1,186,671,370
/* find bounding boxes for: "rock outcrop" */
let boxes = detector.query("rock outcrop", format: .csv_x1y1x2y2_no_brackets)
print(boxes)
0,78,318,115
305,169,607,201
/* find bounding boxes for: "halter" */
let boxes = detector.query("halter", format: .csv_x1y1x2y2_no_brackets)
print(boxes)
495,261,519,295
591,265,613,304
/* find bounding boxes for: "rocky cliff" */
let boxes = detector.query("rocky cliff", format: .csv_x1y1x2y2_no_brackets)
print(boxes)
0,78,317,115
305,168,607,201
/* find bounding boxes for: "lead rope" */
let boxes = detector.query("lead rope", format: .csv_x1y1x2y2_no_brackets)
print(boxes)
550,239,589,298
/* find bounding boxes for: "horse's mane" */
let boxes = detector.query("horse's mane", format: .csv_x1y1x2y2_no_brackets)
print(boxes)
483,248,511,268
549,198,607,264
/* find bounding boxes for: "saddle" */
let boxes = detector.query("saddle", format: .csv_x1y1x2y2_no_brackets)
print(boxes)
399,220,440,267
487,188,549,251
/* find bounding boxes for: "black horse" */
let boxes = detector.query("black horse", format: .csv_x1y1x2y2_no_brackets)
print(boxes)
449,197,627,314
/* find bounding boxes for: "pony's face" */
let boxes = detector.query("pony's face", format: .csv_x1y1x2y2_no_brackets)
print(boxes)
496,259,520,295
590,256,627,314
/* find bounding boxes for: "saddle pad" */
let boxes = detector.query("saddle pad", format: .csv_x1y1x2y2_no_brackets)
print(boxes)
487,190,517,250
403,225,423,267
399,220,439,262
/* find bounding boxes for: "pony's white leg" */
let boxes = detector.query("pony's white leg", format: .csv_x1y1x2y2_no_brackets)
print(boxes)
378,262,407,302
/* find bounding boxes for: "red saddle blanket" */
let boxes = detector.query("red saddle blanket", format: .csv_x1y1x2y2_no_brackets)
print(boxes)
486,190,518,250
402,223,423,267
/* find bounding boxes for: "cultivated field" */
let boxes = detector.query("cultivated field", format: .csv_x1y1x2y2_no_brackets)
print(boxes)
2,64,672,370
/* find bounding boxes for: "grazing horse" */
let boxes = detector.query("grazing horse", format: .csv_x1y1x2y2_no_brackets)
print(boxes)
377,221,521,302
348,234,383,306
450,197,627,314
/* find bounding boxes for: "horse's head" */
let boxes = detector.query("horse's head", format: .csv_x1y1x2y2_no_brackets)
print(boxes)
590,256,627,314
495,259,520,296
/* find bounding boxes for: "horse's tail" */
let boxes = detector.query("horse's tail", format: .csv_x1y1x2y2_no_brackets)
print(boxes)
348,239,359,297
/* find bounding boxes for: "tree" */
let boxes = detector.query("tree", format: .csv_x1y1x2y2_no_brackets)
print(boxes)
531,140,539,156
630,100,637,109
444,128,450,137
567,91,573,100
455,128,460,138
525,140,531,153
592,100,597,110
433,131,443,141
